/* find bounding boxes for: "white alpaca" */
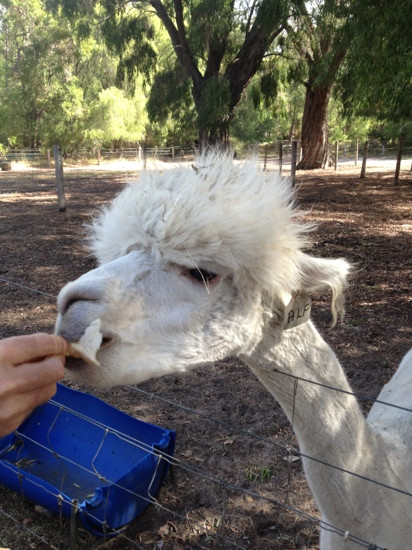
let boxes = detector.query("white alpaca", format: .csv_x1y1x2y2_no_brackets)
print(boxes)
56,153,412,549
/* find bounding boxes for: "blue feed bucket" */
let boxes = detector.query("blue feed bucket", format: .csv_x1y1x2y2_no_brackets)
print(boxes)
0,383,176,536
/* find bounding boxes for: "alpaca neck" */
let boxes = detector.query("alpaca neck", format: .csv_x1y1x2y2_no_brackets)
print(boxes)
242,319,377,523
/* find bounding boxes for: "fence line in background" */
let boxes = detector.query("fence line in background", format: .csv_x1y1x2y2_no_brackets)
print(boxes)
0,275,409,549
2,140,411,188
3,140,412,169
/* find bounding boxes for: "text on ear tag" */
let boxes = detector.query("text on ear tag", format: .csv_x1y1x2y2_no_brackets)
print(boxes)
283,294,312,330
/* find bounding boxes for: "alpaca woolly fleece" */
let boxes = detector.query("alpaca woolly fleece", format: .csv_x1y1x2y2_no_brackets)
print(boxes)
56,152,412,549
90,153,311,298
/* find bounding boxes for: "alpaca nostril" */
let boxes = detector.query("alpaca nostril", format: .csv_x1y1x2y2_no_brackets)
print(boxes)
60,294,97,317
64,297,81,314
57,281,104,316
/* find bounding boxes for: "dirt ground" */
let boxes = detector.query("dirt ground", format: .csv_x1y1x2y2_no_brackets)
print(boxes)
0,160,411,550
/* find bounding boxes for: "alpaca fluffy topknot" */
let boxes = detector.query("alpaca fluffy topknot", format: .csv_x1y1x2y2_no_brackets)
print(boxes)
90,152,312,297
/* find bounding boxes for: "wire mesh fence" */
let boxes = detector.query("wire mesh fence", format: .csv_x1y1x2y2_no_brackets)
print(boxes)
0,162,410,549
0,276,410,550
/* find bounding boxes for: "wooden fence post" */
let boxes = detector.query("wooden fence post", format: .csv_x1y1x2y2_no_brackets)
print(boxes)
355,138,359,166
47,149,51,168
291,140,297,186
263,144,268,171
394,134,405,186
360,140,369,179
334,142,339,171
279,142,283,174
54,145,66,212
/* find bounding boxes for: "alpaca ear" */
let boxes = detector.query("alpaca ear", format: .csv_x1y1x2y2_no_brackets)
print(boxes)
297,253,351,325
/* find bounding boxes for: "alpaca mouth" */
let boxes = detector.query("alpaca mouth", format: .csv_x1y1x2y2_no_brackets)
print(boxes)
65,356,89,370
64,336,113,370
101,336,112,347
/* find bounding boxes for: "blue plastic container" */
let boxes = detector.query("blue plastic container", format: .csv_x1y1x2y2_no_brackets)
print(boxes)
0,384,175,536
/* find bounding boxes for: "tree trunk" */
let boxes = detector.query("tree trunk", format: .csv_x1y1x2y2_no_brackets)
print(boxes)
297,85,331,170
193,78,231,150
150,0,287,150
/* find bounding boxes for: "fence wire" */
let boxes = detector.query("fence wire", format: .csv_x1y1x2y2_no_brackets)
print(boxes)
0,396,386,550
0,275,410,550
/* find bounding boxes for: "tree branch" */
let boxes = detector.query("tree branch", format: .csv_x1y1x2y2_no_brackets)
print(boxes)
173,0,186,44
148,0,202,87
245,0,259,35
225,7,285,112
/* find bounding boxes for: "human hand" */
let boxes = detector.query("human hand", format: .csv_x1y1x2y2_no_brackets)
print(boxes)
0,333,68,437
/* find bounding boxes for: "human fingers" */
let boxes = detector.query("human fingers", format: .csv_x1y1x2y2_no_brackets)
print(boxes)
0,333,69,366
1,355,65,397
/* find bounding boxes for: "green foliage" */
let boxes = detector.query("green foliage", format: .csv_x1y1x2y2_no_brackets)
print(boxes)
259,72,279,109
245,464,272,483
101,11,157,83
197,76,230,135
0,0,148,151
377,121,412,143
328,97,373,143
255,0,290,33
0,0,78,147
87,85,147,147
232,70,305,146
338,0,412,124
46,0,295,144
1,0,410,154
146,64,192,124
231,92,275,145
39,80,80,150
188,0,235,59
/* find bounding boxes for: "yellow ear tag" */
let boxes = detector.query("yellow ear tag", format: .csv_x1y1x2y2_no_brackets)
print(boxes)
283,293,312,330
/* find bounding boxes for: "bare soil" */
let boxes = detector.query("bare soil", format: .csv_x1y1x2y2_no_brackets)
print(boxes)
0,162,411,550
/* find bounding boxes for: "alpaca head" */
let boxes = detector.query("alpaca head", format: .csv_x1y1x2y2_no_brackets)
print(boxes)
56,153,350,386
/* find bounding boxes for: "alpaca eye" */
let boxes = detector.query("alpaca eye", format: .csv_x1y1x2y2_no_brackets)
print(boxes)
187,268,219,283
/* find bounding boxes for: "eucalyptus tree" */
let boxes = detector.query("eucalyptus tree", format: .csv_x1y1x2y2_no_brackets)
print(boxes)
48,0,305,147
0,0,143,151
338,0,412,125
0,0,77,147
338,0,412,183
281,0,353,169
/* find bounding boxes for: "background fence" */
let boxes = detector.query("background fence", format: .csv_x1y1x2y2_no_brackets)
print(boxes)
2,139,412,171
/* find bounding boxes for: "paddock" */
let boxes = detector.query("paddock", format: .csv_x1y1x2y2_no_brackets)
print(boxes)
0,162,410,549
